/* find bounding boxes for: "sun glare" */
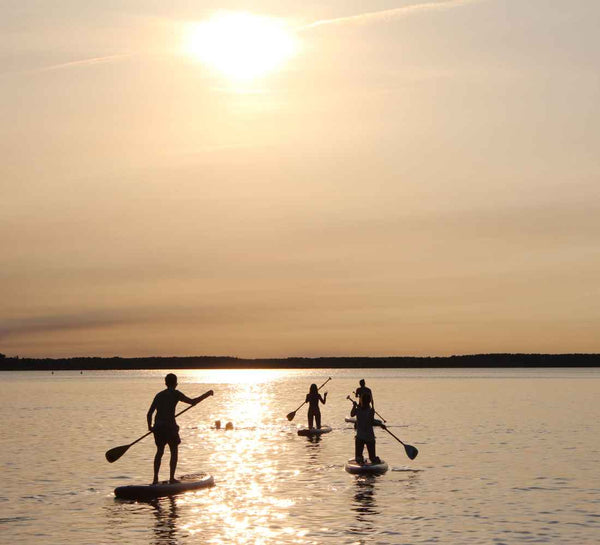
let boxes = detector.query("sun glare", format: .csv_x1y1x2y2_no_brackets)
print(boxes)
184,12,298,81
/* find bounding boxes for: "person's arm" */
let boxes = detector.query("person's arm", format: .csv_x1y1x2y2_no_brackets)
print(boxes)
350,401,358,417
147,398,157,431
178,389,214,405
320,392,327,405
193,390,214,404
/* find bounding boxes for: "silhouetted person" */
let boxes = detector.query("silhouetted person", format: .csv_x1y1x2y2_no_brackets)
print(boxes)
350,392,383,464
354,379,374,409
147,373,213,484
225,422,234,430
214,420,221,430
305,383,327,429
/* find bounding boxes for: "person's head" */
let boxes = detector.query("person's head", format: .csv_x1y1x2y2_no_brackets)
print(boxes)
359,379,365,387
165,373,178,389
309,383,318,394
360,391,372,408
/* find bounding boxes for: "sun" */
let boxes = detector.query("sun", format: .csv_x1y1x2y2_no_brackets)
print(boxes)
183,12,298,81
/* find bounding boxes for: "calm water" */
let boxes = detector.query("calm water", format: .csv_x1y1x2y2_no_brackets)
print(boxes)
1,368,599,544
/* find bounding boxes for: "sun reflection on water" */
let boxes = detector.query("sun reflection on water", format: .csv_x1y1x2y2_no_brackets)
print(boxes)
173,379,308,544
187,368,289,385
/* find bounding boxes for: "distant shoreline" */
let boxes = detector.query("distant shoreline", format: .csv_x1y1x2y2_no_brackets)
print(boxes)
1,353,599,370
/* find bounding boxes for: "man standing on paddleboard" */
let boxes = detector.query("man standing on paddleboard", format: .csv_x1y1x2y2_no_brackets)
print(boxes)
147,373,213,484
354,379,374,409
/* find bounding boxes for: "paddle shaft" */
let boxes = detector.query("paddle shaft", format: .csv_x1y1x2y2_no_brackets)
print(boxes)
382,426,406,446
374,410,387,423
129,401,198,448
382,426,418,459
289,377,331,415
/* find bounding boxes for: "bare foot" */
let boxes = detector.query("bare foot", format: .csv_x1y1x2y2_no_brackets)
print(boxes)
169,478,180,484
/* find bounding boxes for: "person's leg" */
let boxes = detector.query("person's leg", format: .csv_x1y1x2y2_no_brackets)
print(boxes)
355,438,365,463
308,408,315,429
315,409,321,429
168,442,179,483
153,445,165,484
366,441,380,463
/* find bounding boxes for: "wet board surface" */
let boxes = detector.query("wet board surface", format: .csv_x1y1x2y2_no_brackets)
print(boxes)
344,459,389,474
114,474,214,500
297,425,332,436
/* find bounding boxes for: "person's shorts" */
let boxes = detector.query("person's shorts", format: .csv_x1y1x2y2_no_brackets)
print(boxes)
153,424,181,448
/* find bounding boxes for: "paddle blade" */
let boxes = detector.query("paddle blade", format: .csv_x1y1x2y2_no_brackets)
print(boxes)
105,444,130,463
404,444,418,460
286,411,296,422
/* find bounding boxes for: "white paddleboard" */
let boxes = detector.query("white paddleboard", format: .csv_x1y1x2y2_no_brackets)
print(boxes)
345,417,383,426
114,473,214,500
297,425,332,436
344,459,389,474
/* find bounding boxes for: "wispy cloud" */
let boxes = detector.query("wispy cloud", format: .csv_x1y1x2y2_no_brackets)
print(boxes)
0,311,141,340
1,53,135,77
35,53,135,73
0,304,265,341
301,0,483,30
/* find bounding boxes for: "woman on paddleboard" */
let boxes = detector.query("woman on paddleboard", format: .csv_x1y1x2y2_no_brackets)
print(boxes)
305,383,327,429
350,391,383,464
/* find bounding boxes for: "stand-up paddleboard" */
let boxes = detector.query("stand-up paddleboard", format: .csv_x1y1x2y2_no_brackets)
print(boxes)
345,417,383,426
114,473,214,500
344,459,389,474
297,425,332,437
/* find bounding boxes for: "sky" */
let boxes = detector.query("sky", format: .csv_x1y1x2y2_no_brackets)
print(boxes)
1,0,599,358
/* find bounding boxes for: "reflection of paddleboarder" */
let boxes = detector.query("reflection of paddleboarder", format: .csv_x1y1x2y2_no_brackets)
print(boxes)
305,383,327,429
147,373,213,484
354,379,374,409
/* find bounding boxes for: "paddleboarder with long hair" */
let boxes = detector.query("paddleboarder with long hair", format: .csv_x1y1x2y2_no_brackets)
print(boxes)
305,383,327,429
350,391,383,464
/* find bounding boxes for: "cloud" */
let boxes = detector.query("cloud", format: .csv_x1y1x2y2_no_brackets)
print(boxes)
301,0,483,30
35,53,135,73
0,304,271,342
0,53,136,77
0,311,141,340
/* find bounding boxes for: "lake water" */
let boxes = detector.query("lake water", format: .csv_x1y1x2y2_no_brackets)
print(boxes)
1,368,599,544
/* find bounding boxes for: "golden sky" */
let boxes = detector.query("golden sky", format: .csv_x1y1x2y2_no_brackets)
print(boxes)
1,1,599,357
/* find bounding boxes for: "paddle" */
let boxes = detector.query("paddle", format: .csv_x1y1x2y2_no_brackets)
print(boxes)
105,390,213,463
345,396,418,460
382,427,419,460
374,410,387,423
286,377,331,421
